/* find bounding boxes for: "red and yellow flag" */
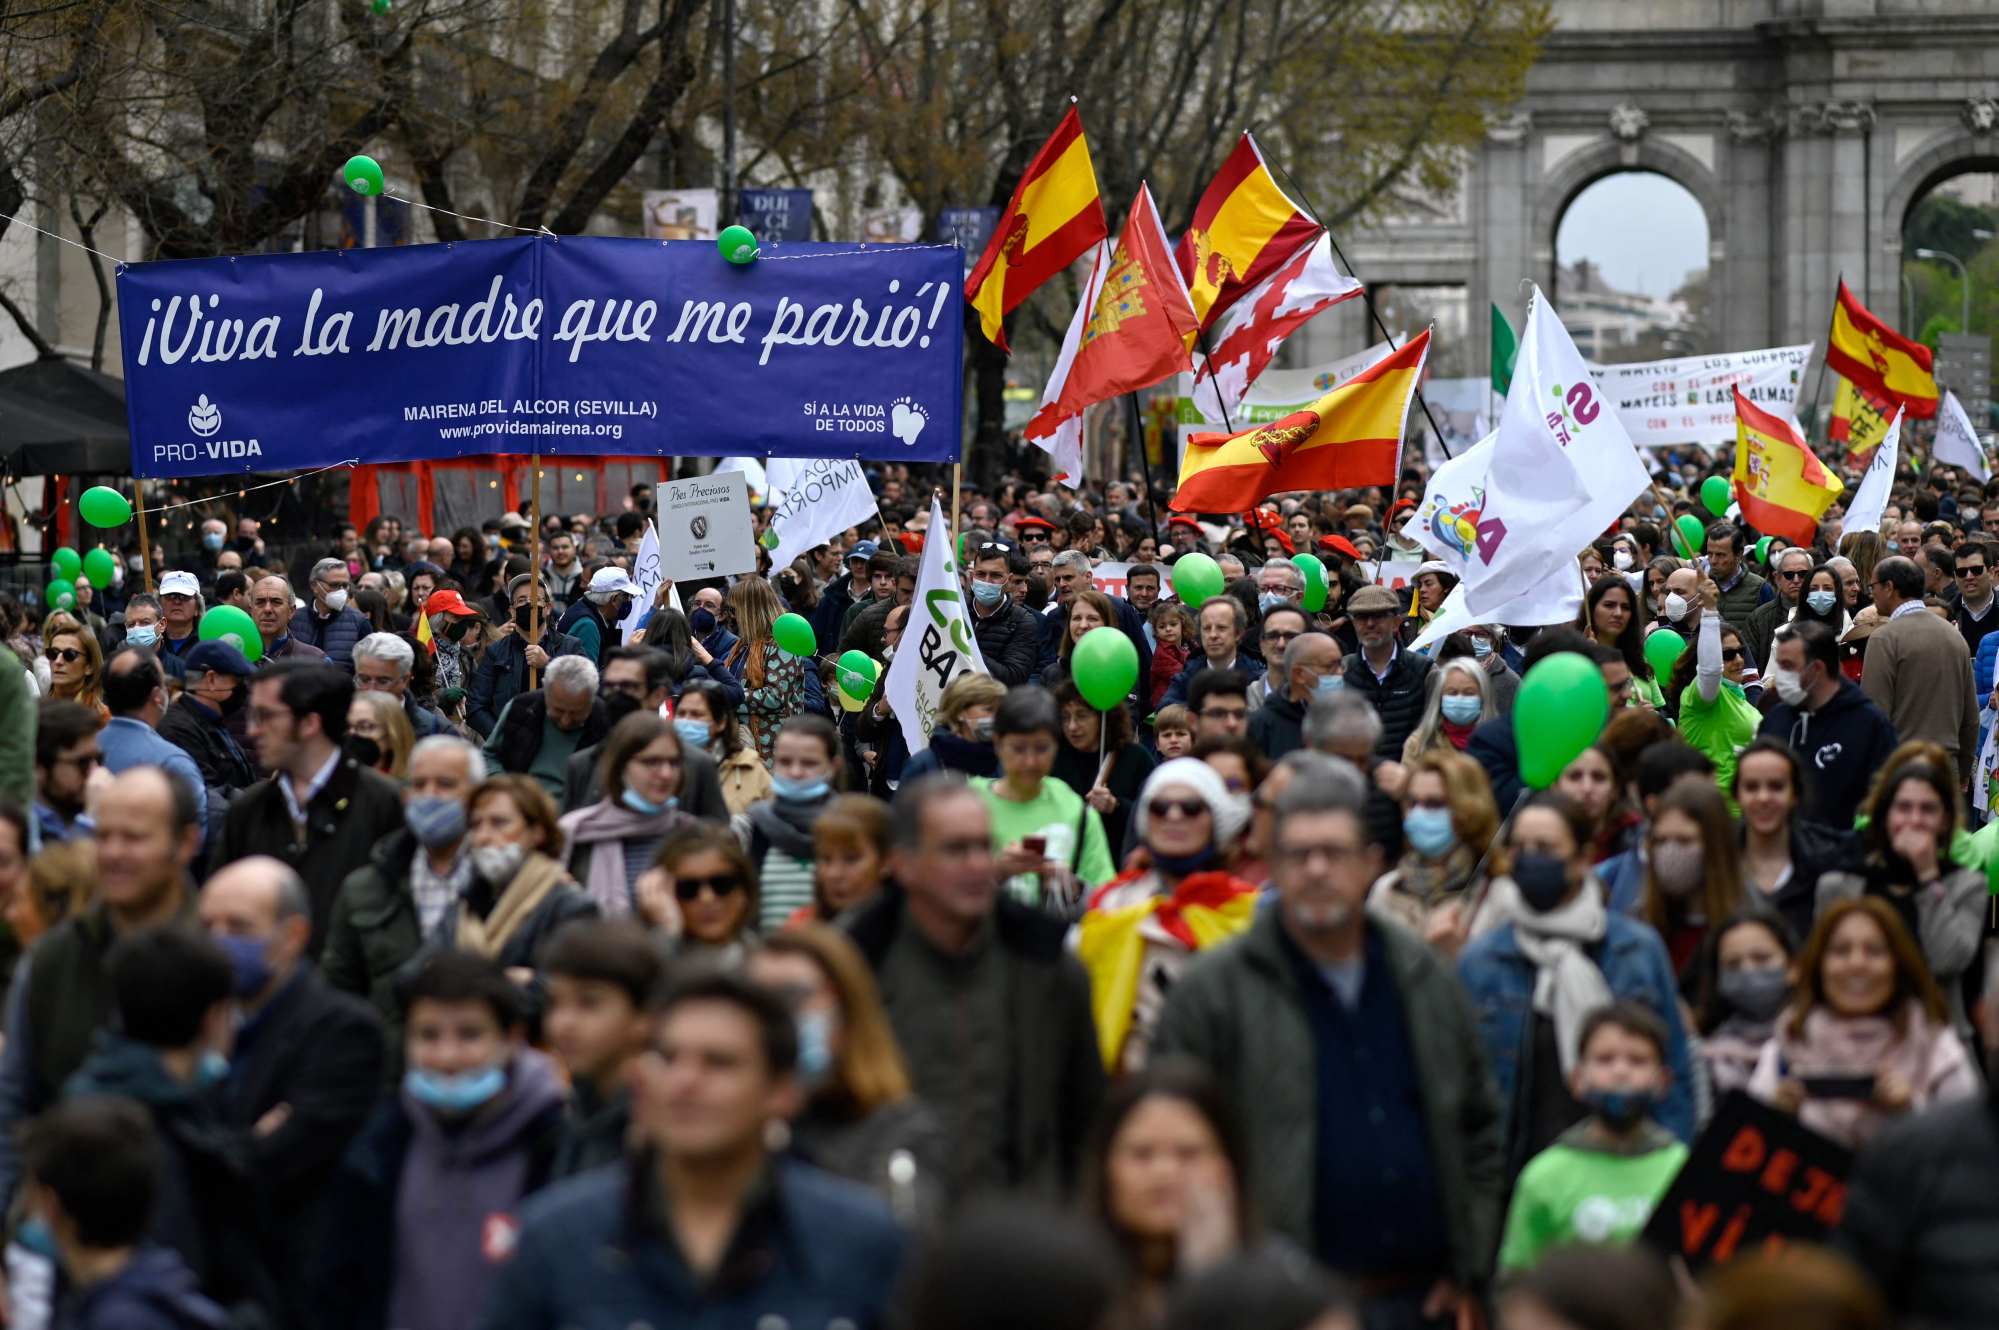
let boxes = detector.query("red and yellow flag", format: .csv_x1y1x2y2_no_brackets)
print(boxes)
964,108,1108,352
1170,332,1428,513
1074,870,1258,1070
1829,374,1897,466
1176,132,1320,329
1025,185,1198,440
1732,386,1844,544
1824,279,1939,419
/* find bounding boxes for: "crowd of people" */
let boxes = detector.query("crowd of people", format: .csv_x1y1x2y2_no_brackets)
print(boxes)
0,451,1995,1330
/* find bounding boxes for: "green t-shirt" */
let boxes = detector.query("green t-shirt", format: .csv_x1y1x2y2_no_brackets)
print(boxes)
973,776,1115,908
1678,677,1760,808
1497,1127,1688,1272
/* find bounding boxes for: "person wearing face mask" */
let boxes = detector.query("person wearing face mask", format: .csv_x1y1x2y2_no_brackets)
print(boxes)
468,575,584,737
553,567,642,667
1497,1002,1688,1272
1693,911,1798,1100
1758,620,1900,829
1744,546,1814,670
1399,658,1493,765
1666,580,1760,799
1370,750,1505,958
325,951,566,1330
897,672,1004,783
1459,791,1697,1170
199,857,384,1328
288,558,370,671
62,926,280,1319
157,641,258,814
1451,626,1519,716
669,679,773,814
1073,759,1259,1073
748,926,946,1224
1655,565,1701,636
966,543,1043,686
557,715,696,919
743,715,844,931
1635,779,1747,990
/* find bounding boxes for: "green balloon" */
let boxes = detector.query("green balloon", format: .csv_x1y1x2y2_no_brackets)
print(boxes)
1700,475,1733,519
43,579,74,612
50,547,81,582
1643,627,1687,681
1671,514,1706,559
718,224,759,265
1171,552,1224,607
343,154,385,197
773,612,817,657
1072,626,1139,711
1515,652,1610,790
1290,552,1329,612
836,649,880,699
197,604,263,663
1755,536,1773,566
81,547,116,589
78,486,132,528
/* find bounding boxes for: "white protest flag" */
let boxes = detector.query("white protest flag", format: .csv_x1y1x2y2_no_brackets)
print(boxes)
883,495,987,755
1188,232,1362,425
1935,389,1990,483
765,456,879,570
1840,406,1902,537
1464,287,1651,616
618,521,678,643
1411,565,1586,652
1027,241,1111,488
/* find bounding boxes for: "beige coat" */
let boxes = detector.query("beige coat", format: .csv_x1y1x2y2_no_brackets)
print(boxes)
1861,605,1978,773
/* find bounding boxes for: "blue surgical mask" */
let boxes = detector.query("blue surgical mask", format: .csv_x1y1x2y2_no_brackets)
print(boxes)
1312,672,1344,698
1403,806,1457,858
196,1050,230,1086
14,1216,56,1258
1440,694,1482,726
1806,589,1837,615
620,788,677,817
405,795,467,850
1258,592,1287,614
1469,634,1493,659
673,718,711,749
1580,1085,1657,1130
202,532,225,552
690,608,717,635
796,1010,834,1086
216,933,272,998
772,774,830,802
972,580,1005,608
1512,852,1572,913
404,1064,507,1115
126,624,159,648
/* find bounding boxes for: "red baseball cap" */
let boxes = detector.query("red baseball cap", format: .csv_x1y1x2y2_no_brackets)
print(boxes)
1015,515,1057,532
425,588,480,618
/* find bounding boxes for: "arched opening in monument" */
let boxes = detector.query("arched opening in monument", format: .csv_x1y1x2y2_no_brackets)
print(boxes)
1553,170,1710,364
1899,163,1999,431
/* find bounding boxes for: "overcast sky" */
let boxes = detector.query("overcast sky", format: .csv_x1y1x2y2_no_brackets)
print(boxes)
1555,172,1709,298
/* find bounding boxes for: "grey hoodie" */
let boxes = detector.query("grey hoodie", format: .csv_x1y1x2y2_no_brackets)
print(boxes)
388,1048,564,1330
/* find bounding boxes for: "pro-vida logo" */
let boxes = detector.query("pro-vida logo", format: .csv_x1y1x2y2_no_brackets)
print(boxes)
153,393,263,465
188,394,221,437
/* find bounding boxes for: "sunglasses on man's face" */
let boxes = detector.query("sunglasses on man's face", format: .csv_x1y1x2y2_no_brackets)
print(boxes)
674,874,744,902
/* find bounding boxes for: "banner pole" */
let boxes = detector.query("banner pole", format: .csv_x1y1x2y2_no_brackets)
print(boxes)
951,463,962,541
135,483,154,596
528,452,542,690
1131,393,1164,541
1805,275,1841,446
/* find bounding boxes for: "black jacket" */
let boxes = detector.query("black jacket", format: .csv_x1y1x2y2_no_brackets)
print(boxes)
468,629,583,736
321,830,427,1069
1342,646,1435,760
158,697,256,796
1837,1089,1999,1328
488,691,613,779
969,597,1043,687
1468,715,1523,812
1248,689,1307,761
561,741,731,818
211,758,407,957
1753,819,1860,942
1757,678,1900,829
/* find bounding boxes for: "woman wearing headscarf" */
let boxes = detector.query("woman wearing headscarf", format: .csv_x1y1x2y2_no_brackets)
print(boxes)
1072,758,1258,1073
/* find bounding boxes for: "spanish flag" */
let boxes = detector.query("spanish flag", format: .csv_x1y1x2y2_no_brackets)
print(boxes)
1170,332,1428,513
1176,132,1320,329
1824,279,1939,419
963,108,1108,352
1829,374,1897,466
1074,870,1258,1070
1732,385,1844,544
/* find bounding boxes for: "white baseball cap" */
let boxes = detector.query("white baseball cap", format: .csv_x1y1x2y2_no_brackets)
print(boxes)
159,570,201,597
587,567,642,598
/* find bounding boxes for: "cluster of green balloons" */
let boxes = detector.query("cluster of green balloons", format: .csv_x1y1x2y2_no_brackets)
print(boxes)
1171,552,1223,606
1072,627,1138,711
79,486,131,528
718,225,759,265
46,544,118,612
834,650,882,711
1514,653,1611,789
199,604,263,663
772,612,817,658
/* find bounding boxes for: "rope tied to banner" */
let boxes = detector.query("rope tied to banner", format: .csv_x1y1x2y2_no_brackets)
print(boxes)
147,458,360,515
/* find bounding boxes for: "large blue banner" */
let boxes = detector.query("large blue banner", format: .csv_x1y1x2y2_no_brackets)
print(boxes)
117,235,964,477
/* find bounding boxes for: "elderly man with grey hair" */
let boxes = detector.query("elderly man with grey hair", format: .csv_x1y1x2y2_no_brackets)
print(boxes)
200,855,383,1326
481,654,611,799
287,556,371,669
1744,543,1813,669
1250,628,1339,761
352,631,452,739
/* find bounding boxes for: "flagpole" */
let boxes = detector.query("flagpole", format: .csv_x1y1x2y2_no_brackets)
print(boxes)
135,484,155,596
1805,273,1842,447
528,451,542,691
1130,393,1165,541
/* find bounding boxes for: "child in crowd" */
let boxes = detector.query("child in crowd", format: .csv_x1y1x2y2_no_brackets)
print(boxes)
1148,603,1195,711
1498,1002,1689,1272
541,921,663,1180
1153,704,1195,761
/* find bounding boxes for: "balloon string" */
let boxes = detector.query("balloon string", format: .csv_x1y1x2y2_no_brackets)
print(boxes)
0,210,125,269
756,244,961,261
142,459,360,515
380,193,555,240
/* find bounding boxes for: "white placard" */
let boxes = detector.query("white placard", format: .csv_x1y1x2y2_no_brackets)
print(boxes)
1592,343,1814,450
657,471,757,580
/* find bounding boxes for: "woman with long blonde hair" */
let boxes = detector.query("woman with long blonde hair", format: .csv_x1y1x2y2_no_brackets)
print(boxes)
723,576,808,764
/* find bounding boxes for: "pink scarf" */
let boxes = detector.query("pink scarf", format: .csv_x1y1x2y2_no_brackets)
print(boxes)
557,800,694,917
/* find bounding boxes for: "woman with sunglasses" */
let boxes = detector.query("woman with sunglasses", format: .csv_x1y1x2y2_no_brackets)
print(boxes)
1072,758,1259,1073
40,613,105,719
1664,579,1758,796
456,774,599,985
651,822,760,967
557,713,698,919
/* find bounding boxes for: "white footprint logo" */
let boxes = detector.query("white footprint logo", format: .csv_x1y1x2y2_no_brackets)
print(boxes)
890,396,929,447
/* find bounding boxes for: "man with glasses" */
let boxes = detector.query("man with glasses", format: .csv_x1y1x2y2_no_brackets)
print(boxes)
156,569,204,661
1189,669,1253,744
32,700,102,846
158,641,259,827
1246,604,1310,712
1341,584,1435,760
1154,774,1502,1330
965,543,1042,686
1956,539,1999,657
1162,596,1267,708
1251,629,1340,761
288,557,371,671
1744,546,1812,670
353,632,452,739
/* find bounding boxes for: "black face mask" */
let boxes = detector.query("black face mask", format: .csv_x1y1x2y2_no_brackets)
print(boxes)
345,735,381,769
513,606,538,633
600,691,643,726
220,686,247,716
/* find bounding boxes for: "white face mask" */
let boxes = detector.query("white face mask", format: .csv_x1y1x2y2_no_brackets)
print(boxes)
1663,592,1690,623
1769,666,1808,707
1612,549,1634,571
322,588,349,613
